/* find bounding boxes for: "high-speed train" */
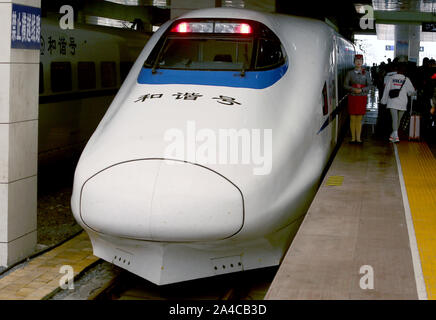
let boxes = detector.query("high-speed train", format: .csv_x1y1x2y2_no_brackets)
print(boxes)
71,8,355,285
39,18,149,165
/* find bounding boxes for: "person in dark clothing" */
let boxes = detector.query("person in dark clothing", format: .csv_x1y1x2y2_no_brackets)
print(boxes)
425,88,436,143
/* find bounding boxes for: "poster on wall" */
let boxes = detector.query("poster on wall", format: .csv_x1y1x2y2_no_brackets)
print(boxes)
395,40,409,57
10,3,41,50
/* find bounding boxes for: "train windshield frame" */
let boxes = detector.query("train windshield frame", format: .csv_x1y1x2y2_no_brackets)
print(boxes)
144,19,286,72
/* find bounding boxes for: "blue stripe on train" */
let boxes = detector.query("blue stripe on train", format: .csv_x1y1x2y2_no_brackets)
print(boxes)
137,63,288,89
318,106,342,134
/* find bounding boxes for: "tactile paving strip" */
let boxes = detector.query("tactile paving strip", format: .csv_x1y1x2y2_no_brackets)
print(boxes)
397,142,436,300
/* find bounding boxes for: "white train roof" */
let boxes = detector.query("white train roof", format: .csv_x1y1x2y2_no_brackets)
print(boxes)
174,7,335,47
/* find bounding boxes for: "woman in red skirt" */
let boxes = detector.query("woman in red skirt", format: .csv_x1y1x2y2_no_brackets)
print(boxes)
344,54,372,144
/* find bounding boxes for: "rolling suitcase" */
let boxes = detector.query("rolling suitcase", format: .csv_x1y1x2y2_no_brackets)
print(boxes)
409,96,421,140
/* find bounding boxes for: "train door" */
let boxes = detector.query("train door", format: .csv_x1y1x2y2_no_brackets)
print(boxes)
319,36,337,147
327,35,337,147
333,36,339,145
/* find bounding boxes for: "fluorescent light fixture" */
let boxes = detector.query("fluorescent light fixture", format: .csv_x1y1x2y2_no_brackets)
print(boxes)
85,15,134,29
354,4,367,14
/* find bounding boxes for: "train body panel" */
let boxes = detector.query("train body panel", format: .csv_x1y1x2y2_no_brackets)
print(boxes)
71,8,355,284
38,18,149,162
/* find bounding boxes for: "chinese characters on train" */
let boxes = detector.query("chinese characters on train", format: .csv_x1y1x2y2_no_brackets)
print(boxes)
41,36,77,56
134,93,242,106
11,4,41,50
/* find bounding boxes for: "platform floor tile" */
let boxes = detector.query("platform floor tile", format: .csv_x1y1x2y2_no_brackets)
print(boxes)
265,140,418,299
0,232,98,300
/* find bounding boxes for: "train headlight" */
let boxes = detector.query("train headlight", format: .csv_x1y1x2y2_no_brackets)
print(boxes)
171,21,252,34
215,22,252,34
171,22,214,33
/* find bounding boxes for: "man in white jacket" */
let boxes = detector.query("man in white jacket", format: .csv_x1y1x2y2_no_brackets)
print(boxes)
381,64,416,142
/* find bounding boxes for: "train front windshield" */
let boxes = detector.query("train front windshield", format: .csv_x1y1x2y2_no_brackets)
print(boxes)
144,20,285,72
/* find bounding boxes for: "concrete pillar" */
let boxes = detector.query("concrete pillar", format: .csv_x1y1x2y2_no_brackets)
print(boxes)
0,0,40,268
408,25,420,64
394,24,409,58
394,24,421,63
171,0,275,19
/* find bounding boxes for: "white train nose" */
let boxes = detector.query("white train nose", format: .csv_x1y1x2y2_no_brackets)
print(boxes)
79,159,244,241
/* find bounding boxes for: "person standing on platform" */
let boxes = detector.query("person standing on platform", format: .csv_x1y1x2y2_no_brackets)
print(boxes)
383,63,397,91
375,63,397,139
425,88,436,143
344,54,372,144
381,63,416,143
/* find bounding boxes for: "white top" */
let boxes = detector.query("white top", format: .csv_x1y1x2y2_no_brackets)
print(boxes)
383,71,397,86
381,73,416,111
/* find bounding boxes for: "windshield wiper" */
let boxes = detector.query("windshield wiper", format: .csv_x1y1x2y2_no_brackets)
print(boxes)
151,59,160,74
151,45,166,74
240,62,246,77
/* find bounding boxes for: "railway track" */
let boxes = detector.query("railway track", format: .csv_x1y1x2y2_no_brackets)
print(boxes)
50,260,277,300
113,267,276,300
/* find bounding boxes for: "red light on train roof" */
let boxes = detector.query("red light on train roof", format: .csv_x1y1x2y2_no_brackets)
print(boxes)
238,23,252,34
174,22,190,33
171,21,252,34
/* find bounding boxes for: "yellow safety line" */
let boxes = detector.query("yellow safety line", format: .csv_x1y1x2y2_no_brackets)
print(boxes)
397,142,436,300
325,175,344,186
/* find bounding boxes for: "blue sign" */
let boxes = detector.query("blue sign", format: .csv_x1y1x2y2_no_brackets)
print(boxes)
420,46,424,52
385,45,394,51
11,4,41,50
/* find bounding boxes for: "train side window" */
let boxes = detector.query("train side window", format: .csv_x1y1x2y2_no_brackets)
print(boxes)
255,39,284,69
101,61,117,88
51,62,72,92
322,82,328,116
78,62,96,90
120,61,134,83
39,62,44,94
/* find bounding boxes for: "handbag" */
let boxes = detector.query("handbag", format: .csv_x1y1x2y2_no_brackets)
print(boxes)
400,110,411,132
388,76,406,98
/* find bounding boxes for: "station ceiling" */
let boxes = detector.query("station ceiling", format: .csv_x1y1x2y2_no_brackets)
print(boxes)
41,0,436,41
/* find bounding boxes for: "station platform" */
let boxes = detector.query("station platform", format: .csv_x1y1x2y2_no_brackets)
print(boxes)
0,232,98,300
265,118,436,299
2,89,436,300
